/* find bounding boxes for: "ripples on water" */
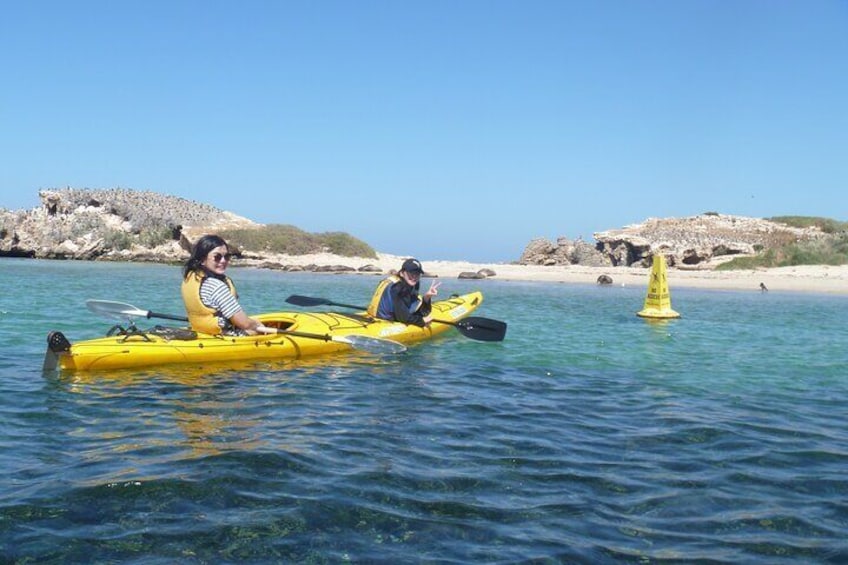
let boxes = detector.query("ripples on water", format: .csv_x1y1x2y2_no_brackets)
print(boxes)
1,259,847,563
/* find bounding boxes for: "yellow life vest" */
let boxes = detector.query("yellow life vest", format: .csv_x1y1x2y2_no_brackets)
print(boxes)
180,270,238,335
367,275,400,318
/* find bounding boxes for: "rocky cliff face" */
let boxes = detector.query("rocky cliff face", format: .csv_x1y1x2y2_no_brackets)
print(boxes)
0,188,257,260
520,214,826,268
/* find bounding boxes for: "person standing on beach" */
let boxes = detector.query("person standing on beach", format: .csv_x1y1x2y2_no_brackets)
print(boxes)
181,234,276,336
367,258,441,326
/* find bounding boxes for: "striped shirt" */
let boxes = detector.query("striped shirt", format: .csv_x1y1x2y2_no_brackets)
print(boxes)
199,277,243,334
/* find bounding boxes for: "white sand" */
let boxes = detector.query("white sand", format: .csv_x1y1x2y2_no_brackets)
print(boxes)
248,252,848,295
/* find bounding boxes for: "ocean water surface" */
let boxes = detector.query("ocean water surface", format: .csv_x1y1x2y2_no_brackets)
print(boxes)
1,258,846,563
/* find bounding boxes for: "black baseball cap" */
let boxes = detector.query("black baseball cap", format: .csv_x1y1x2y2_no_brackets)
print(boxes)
401,258,423,274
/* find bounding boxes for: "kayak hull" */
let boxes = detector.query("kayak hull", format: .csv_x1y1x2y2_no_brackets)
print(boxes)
46,291,484,372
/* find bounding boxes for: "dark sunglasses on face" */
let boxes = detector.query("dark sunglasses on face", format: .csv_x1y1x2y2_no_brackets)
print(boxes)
211,253,232,263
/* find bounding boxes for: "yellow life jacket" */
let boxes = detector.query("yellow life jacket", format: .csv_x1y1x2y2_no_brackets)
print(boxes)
367,275,400,318
180,270,238,335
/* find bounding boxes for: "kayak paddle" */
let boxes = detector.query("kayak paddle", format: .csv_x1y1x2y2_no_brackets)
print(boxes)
428,316,507,342
284,295,507,342
86,299,188,322
85,299,406,354
285,295,364,310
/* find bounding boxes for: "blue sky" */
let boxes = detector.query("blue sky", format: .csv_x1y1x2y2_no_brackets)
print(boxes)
2,1,846,262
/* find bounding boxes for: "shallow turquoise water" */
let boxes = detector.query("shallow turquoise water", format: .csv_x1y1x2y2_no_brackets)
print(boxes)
1,258,847,563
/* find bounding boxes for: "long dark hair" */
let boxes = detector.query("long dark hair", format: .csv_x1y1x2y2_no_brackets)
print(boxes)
183,234,228,279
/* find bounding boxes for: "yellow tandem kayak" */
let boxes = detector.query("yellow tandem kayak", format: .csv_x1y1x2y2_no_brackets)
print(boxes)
43,291,500,373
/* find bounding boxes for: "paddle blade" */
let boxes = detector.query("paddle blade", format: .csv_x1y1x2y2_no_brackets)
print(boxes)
86,299,148,321
333,335,407,354
286,295,332,307
454,317,507,342
285,295,367,311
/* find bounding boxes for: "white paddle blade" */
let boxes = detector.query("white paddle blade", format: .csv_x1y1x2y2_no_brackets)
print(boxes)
86,299,148,321
333,335,407,354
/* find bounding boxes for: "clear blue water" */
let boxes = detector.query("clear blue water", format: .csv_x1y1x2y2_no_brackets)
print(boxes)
1,258,847,563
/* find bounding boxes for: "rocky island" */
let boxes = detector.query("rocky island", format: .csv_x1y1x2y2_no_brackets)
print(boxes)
2,188,846,294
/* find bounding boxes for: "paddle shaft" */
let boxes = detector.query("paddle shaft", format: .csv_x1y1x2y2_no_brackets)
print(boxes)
148,311,190,322
90,301,359,344
284,294,506,341
287,294,448,322
144,311,328,336
142,311,337,342
286,295,365,310
286,294,475,326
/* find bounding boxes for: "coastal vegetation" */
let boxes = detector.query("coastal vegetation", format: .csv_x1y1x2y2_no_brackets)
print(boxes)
99,225,175,251
769,216,848,234
717,216,848,270
218,224,377,258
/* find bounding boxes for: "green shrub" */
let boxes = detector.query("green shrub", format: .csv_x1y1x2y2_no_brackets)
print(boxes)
717,234,848,270
317,231,376,257
138,226,175,248
768,216,848,234
218,224,377,258
103,229,133,251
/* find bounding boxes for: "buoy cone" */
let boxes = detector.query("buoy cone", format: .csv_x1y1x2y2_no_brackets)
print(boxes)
637,254,680,319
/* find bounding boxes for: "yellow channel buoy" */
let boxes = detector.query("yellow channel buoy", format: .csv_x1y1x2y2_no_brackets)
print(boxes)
637,254,681,319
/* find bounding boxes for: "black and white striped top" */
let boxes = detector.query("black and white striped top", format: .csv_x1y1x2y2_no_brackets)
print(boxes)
199,277,243,334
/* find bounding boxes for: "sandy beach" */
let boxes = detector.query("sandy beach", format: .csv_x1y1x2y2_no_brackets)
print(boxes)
252,252,848,295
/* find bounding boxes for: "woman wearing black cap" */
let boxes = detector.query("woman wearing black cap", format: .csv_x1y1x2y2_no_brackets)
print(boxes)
366,258,441,326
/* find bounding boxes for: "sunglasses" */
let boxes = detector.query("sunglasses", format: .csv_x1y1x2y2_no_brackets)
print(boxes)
211,253,232,263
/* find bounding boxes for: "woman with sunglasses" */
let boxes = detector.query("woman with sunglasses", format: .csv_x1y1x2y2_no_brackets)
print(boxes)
181,234,275,336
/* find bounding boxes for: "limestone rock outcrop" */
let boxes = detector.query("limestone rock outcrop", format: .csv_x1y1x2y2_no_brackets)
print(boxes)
594,214,824,267
0,188,381,275
0,188,258,261
520,214,826,268
518,237,610,267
